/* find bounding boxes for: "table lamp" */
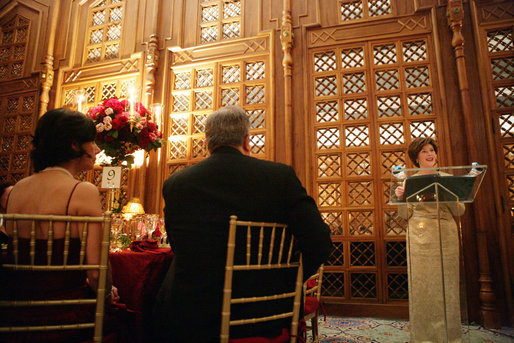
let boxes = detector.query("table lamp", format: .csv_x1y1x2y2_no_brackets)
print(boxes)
122,197,145,220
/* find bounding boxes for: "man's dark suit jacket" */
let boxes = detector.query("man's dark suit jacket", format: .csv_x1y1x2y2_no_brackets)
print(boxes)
153,146,333,342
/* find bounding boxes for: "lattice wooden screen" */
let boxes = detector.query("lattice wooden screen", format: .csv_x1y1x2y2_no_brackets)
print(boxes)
0,15,29,81
85,0,124,64
61,76,137,211
339,0,392,22
0,92,37,183
167,57,269,177
199,0,242,44
485,27,514,238
62,77,136,111
311,37,440,303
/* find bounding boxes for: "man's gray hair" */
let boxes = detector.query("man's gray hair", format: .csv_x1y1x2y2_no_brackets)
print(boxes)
205,106,250,151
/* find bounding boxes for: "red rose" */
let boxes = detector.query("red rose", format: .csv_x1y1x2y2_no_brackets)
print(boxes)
96,133,105,142
112,115,128,130
138,104,150,116
147,122,157,132
103,98,125,113
137,127,150,148
105,135,115,142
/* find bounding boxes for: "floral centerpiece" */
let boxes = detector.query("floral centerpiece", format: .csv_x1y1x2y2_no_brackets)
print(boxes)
86,97,163,167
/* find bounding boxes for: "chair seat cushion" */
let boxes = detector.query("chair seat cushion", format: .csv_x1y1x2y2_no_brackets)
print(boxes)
304,296,320,315
306,279,317,288
229,328,289,343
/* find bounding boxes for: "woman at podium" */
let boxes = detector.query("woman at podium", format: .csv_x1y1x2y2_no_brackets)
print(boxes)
395,137,465,343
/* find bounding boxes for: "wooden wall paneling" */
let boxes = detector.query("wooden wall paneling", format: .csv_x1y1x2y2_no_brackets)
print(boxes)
0,0,52,78
281,0,293,165
164,33,274,184
0,75,39,184
447,0,506,328
304,5,457,316
470,0,514,326
39,0,60,116
141,0,162,214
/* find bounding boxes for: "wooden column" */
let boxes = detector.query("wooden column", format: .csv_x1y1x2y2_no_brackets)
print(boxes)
39,1,61,117
142,0,162,214
280,0,293,166
447,0,499,328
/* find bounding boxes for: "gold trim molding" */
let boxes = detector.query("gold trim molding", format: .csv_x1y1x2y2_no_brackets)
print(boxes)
170,35,270,66
308,15,432,48
62,56,142,85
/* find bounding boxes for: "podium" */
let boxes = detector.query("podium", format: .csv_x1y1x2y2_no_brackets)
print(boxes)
389,165,487,343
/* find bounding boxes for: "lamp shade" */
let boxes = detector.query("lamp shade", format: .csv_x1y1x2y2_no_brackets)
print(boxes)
122,197,145,215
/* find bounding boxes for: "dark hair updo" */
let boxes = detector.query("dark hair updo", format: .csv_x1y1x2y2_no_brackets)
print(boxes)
31,108,97,172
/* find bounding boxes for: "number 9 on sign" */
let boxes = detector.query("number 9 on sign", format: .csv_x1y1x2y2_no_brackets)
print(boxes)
101,167,122,189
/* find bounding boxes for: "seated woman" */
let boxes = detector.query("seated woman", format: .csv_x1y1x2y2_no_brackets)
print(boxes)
0,108,119,343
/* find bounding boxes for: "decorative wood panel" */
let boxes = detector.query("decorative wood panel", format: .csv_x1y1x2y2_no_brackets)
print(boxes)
0,89,38,183
0,15,29,81
308,13,442,303
199,0,243,44
85,0,125,64
166,34,273,178
475,2,514,299
338,0,393,22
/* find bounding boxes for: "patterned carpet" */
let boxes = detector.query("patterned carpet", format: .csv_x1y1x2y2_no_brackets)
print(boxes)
309,316,514,343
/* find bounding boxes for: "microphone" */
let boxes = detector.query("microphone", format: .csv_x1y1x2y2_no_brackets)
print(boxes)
392,165,406,180
468,162,483,177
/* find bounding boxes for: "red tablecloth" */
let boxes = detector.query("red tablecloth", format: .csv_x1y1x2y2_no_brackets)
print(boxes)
110,247,173,342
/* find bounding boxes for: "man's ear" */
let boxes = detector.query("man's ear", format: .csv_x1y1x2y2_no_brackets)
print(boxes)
243,135,251,154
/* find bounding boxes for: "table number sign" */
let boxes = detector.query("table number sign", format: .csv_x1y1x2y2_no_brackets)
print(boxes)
101,166,122,189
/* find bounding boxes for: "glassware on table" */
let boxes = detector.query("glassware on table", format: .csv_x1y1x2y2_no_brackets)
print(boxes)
143,214,158,239
110,213,125,252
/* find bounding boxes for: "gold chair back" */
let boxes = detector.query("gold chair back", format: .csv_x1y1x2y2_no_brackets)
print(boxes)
303,265,324,343
220,215,303,343
0,211,112,343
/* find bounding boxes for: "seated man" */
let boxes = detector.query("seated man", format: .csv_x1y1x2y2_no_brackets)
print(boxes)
153,105,333,342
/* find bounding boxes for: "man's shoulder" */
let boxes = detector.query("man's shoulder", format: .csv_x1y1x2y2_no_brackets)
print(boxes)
243,155,293,172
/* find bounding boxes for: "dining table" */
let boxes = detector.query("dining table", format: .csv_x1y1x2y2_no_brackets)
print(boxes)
109,245,173,343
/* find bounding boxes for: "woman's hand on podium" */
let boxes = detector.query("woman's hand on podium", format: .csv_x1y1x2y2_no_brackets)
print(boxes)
395,186,405,200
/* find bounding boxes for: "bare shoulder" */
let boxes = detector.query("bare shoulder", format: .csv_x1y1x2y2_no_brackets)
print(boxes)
71,181,102,216
74,181,100,195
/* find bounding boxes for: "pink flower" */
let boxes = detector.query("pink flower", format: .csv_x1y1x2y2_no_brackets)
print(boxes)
86,106,104,120
104,122,112,131
96,123,105,132
103,116,112,124
105,107,114,115
149,132,157,142
135,122,144,130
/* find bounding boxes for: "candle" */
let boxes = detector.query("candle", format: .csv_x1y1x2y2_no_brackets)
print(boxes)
76,90,86,113
128,86,138,116
150,103,163,124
